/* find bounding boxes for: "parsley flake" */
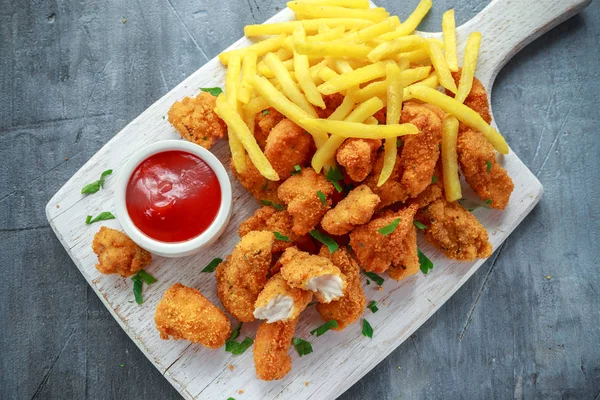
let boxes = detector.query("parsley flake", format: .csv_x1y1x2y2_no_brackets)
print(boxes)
228,323,242,342
131,270,157,305
367,301,379,313
362,319,373,338
137,270,157,284
316,190,327,207
325,166,344,193
418,249,433,274
260,199,285,210
486,160,492,173
225,336,253,355
431,175,438,184
201,258,222,273
310,320,338,337
413,221,428,230
200,87,223,96
307,301,317,307
292,337,313,357
81,169,113,194
364,272,384,286
377,218,400,236
274,231,292,242
85,211,115,225
291,164,302,175
485,198,492,206
261,109,270,116
396,138,403,147
309,230,339,253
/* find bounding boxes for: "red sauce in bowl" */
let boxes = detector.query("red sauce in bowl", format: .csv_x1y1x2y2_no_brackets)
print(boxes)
126,150,221,243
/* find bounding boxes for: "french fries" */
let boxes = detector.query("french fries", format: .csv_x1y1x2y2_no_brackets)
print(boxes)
406,86,509,154
368,36,427,62
441,116,461,201
377,0,432,40
293,25,326,109
351,66,431,102
225,55,247,173
238,51,257,104
456,32,482,103
428,40,458,93
442,10,458,72
219,35,287,65
317,62,387,95
378,63,403,187
244,19,373,37
295,42,373,59
291,0,370,8
301,118,418,140
288,3,390,22
306,25,345,42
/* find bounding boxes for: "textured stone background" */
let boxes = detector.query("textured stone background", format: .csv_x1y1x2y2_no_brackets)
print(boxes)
1,0,599,399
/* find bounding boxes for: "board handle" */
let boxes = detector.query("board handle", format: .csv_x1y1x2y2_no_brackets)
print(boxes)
459,0,591,88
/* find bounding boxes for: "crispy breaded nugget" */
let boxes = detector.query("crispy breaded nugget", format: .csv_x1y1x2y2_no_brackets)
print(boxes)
417,198,492,260
448,70,492,130
265,119,315,180
92,227,151,277
349,205,418,273
316,93,345,118
279,247,347,303
365,152,408,209
410,160,444,209
321,185,380,236
388,224,419,281
231,158,281,205
154,283,231,348
254,273,312,323
457,129,514,210
399,102,443,198
336,138,382,182
238,206,297,253
254,318,298,381
168,92,226,149
215,231,275,322
316,246,366,330
277,168,334,236
255,107,285,149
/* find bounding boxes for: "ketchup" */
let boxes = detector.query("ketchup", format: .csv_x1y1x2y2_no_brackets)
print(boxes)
126,150,221,243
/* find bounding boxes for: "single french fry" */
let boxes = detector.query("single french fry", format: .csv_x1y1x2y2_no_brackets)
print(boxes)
291,0,370,8
243,107,256,136
301,118,418,139
393,0,432,37
245,95,271,115
364,116,379,125
264,52,318,117
250,75,329,146
244,19,373,37
441,116,461,201
306,25,345,42
295,42,372,59
403,73,439,100
368,35,427,62
442,9,458,72
219,34,286,65
293,25,326,109
326,92,356,121
215,95,279,180
224,56,247,173
257,58,294,79
378,63,403,186
428,40,458,93
395,47,430,63
327,57,353,74
309,59,328,82
406,85,508,154
317,65,340,82
238,51,257,104
288,3,389,22
455,32,482,103
317,62,387,95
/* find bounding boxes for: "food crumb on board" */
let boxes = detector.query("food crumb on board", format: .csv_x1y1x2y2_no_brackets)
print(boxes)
65,157,69,161
546,275,551,280
56,204,60,208
397,366,401,370
229,364,234,371
305,382,309,386
238,389,244,394
376,287,383,291
122,18,127,23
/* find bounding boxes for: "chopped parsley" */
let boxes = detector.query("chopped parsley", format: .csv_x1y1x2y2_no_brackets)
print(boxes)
309,230,339,253
227,398,236,400
431,175,438,184
486,160,492,173
396,138,403,148
307,301,317,307
228,323,242,342
325,166,344,193
485,198,492,206
260,199,285,210
119,363,125,368
366,279,371,285
367,301,379,313
362,319,373,338
225,336,253,355
291,164,302,175
310,320,338,337
131,270,157,305
292,337,313,356
413,221,428,230
137,270,157,284
274,231,292,242
81,169,113,194
201,258,222,273
85,211,115,224
200,87,223,96
364,272,384,286
377,218,400,236
418,249,433,274
261,109,270,116
316,190,327,207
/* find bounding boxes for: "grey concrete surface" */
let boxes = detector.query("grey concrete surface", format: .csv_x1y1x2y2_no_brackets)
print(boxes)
1,0,599,399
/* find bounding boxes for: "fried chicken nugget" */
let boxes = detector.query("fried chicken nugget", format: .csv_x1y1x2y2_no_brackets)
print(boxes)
265,119,315,180
336,139,382,182
254,318,298,381
254,273,312,323
410,160,444,209
92,226,151,277
448,70,492,131
154,283,231,348
388,224,419,281
316,246,366,330
457,129,514,210
279,247,347,303
349,205,418,273
238,206,297,253
365,152,408,209
417,198,492,260
399,102,443,198
255,107,285,149
215,231,275,322
316,93,345,118
321,185,380,236
277,168,335,236
168,92,226,149
231,157,281,205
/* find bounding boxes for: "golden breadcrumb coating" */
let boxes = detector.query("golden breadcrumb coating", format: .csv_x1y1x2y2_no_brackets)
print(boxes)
154,283,231,348
92,226,151,277
316,246,366,330
231,157,282,205
336,138,382,182
215,231,275,322
349,205,418,273
365,152,408,209
410,160,444,209
167,92,226,149
279,247,347,303
316,93,345,118
265,119,315,180
417,198,492,260
277,168,335,236
388,224,419,281
448,70,492,131
399,102,443,198
254,273,312,322
253,318,298,381
457,129,514,210
321,185,380,236
255,107,285,149
238,206,297,253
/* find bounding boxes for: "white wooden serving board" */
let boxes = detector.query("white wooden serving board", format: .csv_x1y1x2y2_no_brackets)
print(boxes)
45,0,589,398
